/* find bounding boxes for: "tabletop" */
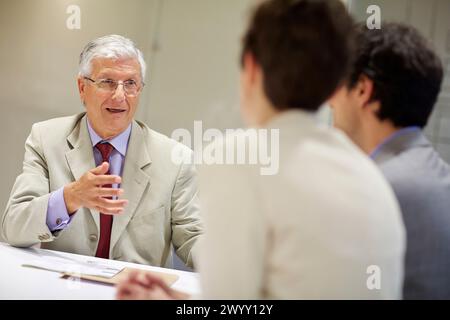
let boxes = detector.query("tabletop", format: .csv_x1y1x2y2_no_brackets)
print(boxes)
0,242,201,300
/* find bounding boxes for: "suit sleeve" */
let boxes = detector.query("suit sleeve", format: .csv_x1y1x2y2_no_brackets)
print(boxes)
2,123,58,247
170,150,203,269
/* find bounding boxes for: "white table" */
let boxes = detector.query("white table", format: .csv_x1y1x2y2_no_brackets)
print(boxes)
0,242,201,300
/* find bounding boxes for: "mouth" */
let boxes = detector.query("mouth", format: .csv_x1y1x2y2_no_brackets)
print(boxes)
106,108,127,114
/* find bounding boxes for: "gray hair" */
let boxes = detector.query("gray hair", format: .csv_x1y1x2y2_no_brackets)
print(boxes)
79,34,147,82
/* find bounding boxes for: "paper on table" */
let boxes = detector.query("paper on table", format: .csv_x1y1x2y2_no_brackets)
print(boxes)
61,267,180,286
22,256,122,278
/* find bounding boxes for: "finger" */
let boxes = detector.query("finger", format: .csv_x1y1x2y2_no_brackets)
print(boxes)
116,280,133,298
95,206,125,215
128,270,140,281
132,272,171,297
144,273,169,290
116,287,131,300
147,286,174,300
93,175,122,185
118,282,151,300
116,274,136,289
90,162,109,175
116,284,142,300
125,270,142,286
96,198,128,208
95,187,124,197
129,271,154,288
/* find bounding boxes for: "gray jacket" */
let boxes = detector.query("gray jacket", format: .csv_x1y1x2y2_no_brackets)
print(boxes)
373,129,450,299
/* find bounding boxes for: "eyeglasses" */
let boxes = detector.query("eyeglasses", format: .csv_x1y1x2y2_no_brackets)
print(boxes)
84,77,144,96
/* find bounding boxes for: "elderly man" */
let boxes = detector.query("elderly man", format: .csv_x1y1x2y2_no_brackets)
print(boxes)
2,35,202,268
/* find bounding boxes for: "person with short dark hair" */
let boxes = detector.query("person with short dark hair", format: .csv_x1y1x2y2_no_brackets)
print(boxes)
329,22,450,299
116,0,405,299
240,0,354,113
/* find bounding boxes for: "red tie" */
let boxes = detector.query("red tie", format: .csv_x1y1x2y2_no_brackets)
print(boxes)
94,142,114,259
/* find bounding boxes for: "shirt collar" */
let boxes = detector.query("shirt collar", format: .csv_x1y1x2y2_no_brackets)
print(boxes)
86,118,131,157
369,126,421,159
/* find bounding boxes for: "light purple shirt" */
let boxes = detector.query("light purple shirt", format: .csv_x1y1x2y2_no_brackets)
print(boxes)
46,118,131,232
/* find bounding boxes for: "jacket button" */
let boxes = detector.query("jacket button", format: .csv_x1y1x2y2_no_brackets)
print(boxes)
89,234,98,242
56,218,62,225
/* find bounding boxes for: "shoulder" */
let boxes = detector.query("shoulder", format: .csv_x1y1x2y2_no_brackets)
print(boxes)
294,126,385,180
285,127,400,210
135,120,186,147
31,113,85,138
28,113,85,145
380,146,450,201
133,119,194,165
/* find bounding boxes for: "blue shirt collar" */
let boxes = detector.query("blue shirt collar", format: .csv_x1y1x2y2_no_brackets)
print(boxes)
369,126,421,159
86,118,131,157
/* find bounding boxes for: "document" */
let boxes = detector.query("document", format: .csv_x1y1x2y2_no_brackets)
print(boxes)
22,254,179,286
22,255,122,278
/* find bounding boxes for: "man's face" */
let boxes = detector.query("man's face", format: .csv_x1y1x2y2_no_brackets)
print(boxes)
328,84,362,139
78,57,143,139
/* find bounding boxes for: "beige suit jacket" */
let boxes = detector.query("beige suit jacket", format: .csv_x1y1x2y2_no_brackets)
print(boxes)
2,113,202,268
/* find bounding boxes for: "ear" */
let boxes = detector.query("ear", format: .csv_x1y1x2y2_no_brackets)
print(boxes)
354,74,374,108
242,52,261,86
77,76,86,104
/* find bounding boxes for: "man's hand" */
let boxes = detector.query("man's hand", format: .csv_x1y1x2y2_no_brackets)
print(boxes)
63,162,128,215
116,270,189,300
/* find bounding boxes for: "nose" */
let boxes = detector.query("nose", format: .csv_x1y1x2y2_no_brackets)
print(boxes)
111,83,126,102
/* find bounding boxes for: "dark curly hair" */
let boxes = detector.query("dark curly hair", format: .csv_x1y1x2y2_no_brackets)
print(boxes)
348,22,443,128
241,0,355,112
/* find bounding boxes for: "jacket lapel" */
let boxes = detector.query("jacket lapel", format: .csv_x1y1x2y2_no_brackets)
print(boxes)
65,114,100,232
110,120,152,252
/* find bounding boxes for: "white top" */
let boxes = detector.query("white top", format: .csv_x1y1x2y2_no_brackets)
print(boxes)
196,110,405,299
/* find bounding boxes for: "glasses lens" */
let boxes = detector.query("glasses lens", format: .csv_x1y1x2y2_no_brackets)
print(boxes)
95,79,141,95
123,81,139,95
98,79,117,91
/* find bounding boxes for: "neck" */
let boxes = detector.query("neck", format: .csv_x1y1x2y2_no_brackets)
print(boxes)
258,108,280,127
358,118,399,155
252,95,281,128
87,118,126,140
99,131,120,140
